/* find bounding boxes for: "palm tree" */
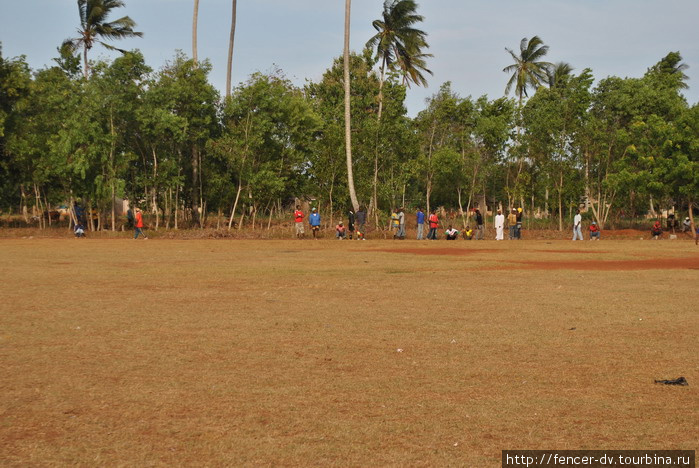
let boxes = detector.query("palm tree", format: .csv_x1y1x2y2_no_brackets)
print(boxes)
503,36,552,107
192,0,200,64
649,51,689,89
366,0,431,119
344,0,360,212
547,61,574,88
225,0,237,98
62,0,142,79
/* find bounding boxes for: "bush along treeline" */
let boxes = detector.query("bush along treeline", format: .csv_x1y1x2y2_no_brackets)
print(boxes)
1,46,698,232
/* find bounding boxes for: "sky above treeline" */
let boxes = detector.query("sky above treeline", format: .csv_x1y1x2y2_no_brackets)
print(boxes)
1,0,698,116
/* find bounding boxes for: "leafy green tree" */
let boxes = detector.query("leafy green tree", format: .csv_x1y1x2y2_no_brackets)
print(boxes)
523,69,593,229
0,50,35,215
307,53,413,224
216,72,320,229
147,54,219,227
62,0,142,79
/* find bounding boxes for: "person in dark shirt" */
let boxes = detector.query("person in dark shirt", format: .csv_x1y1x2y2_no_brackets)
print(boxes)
474,209,484,240
347,210,355,239
515,207,523,239
355,206,366,240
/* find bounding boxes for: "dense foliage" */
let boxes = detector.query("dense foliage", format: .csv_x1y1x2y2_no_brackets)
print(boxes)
0,43,697,230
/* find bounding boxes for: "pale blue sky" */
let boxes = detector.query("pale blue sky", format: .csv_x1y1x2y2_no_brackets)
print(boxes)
1,0,698,115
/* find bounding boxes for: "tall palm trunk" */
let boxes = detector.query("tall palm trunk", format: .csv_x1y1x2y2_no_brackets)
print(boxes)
83,45,89,79
225,0,237,98
192,0,200,64
344,0,360,212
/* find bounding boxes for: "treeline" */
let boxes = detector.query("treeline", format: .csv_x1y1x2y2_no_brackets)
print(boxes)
0,47,698,231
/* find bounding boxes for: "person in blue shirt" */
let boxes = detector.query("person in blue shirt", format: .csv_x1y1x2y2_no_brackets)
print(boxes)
416,207,425,240
309,207,321,239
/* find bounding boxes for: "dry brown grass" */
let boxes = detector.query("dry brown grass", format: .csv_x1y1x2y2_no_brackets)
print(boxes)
1,238,697,467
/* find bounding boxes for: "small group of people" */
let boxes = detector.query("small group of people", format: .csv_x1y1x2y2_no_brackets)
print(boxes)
415,207,490,240
293,205,367,240
650,217,695,240
493,208,523,241
572,209,601,241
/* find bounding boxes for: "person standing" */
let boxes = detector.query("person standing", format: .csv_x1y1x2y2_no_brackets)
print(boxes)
347,209,355,240
309,207,321,239
391,209,400,239
475,209,484,240
134,208,148,239
427,210,439,240
293,205,305,238
507,209,517,240
416,207,425,240
397,207,406,239
572,209,583,241
516,207,523,239
494,209,505,241
355,206,366,240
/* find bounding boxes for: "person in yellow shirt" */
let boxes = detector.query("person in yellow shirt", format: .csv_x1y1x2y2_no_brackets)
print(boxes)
507,209,517,240
391,209,400,239
464,226,473,240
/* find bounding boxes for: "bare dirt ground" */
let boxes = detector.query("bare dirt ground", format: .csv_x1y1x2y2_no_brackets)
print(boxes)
1,238,697,466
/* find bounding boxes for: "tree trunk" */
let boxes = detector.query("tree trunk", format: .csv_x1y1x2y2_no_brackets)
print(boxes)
174,185,180,230
225,0,237,98
228,182,243,229
688,200,697,246
343,0,360,212
44,189,51,227
83,44,89,79
266,204,274,230
558,172,563,232
191,145,201,227
34,183,44,229
192,0,199,64
20,184,29,223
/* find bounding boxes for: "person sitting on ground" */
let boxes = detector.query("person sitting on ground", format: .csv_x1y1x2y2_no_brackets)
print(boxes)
682,217,692,233
445,225,459,240
589,221,601,240
74,222,86,238
651,220,663,240
335,222,346,240
463,226,473,240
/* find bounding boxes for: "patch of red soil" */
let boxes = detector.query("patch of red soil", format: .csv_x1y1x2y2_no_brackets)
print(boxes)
512,256,699,271
603,229,646,238
369,247,498,256
533,249,610,254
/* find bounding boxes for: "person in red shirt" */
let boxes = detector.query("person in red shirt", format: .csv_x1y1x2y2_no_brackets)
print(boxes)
134,208,148,239
335,221,346,239
589,221,600,240
427,210,439,240
293,205,305,238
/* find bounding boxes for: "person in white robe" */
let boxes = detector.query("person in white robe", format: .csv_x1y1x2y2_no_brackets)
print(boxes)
494,209,505,240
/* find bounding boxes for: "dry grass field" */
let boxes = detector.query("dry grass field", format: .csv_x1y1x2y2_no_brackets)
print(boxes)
1,237,698,467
